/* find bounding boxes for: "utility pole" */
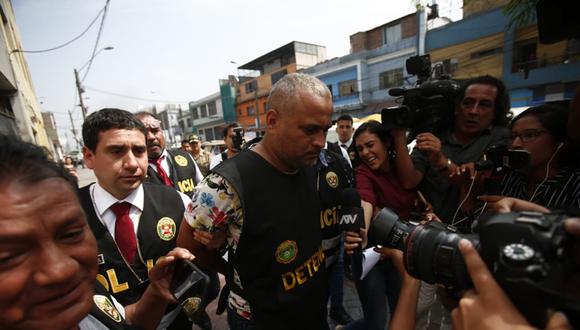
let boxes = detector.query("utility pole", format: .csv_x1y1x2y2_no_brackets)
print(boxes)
68,110,80,150
74,69,87,120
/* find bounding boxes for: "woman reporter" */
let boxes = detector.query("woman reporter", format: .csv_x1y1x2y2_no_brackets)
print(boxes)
345,120,422,330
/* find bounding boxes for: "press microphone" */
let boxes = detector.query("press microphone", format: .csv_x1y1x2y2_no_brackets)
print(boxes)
339,188,365,232
388,88,407,97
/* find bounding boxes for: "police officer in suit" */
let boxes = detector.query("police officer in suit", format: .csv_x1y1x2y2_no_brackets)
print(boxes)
136,111,218,329
135,111,203,198
80,108,194,329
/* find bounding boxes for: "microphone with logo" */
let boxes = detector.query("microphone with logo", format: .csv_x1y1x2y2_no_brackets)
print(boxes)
339,188,365,240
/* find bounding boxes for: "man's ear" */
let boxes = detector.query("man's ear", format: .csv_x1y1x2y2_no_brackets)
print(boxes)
82,146,95,169
266,109,279,131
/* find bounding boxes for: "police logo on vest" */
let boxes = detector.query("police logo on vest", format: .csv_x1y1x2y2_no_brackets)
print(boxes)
156,217,176,241
93,295,122,322
275,240,298,264
174,155,188,166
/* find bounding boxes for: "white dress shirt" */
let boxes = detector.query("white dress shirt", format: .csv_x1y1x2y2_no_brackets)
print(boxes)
90,182,144,238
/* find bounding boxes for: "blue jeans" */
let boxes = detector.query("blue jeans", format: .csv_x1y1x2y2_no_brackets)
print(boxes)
346,259,401,330
329,236,345,309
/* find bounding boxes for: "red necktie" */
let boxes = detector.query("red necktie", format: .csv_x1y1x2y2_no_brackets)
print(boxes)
110,202,137,263
152,156,173,186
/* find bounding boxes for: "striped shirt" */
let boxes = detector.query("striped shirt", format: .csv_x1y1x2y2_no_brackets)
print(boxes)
499,167,580,210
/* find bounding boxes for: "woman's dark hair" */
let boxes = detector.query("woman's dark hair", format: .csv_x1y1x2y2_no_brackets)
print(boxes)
352,120,394,167
511,104,568,142
0,134,77,189
511,103,576,167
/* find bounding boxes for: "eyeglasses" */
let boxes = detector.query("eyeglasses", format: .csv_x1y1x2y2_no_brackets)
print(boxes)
510,129,547,143
460,97,494,111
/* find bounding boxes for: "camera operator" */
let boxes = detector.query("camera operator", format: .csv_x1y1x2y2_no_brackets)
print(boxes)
389,75,510,329
451,215,580,330
209,122,244,170
392,75,511,227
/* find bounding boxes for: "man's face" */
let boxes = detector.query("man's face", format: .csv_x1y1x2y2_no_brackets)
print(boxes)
83,128,148,200
455,83,497,139
190,141,201,154
139,115,165,159
272,91,333,170
181,143,192,154
336,119,354,144
224,128,236,151
0,178,97,329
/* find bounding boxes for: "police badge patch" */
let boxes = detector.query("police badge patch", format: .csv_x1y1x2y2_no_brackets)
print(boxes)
93,295,122,322
174,155,188,166
156,217,176,241
275,240,298,264
325,171,339,188
182,297,202,315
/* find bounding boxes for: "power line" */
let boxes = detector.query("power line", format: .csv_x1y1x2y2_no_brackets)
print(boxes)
85,86,190,103
81,0,111,82
12,6,105,54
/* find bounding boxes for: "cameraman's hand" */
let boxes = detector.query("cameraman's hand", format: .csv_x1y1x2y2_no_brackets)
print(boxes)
477,196,550,213
193,224,226,250
148,247,195,303
452,239,533,330
415,133,444,166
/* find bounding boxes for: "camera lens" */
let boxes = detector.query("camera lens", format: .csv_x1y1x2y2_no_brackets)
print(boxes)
368,208,414,250
405,222,476,290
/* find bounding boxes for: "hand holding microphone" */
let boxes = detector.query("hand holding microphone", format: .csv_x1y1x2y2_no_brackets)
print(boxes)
340,188,366,254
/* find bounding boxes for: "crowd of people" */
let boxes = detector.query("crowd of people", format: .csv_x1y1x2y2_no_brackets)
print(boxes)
0,72,579,330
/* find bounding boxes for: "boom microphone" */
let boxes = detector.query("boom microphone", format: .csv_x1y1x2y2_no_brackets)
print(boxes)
339,188,365,232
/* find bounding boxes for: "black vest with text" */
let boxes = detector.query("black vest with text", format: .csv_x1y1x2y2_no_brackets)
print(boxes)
79,183,184,306
317,148,354,267
213,150,328,329
147,149,198,197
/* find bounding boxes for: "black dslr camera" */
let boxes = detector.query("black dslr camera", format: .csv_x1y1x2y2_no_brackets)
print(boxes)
368,208,580,328
381,54,460,141
475,145,531,195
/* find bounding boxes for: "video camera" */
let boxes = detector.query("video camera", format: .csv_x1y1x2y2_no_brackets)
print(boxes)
381,54,461,141
367,208,580,328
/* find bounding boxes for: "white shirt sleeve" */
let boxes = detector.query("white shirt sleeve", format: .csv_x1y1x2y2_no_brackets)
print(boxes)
340,145,353,168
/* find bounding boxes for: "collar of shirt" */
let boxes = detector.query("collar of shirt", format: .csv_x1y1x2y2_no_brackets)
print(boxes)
148,149,170,174
91,182,144,237
339,138,352,149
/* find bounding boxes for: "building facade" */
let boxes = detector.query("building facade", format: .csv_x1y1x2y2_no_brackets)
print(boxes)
41,111,63,160
235,41,326,131
181,91,224,142
302,12,427,119
0,0,52,154
425,2,580,110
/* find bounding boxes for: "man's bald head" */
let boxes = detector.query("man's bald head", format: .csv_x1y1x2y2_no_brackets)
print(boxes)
266,73,331,116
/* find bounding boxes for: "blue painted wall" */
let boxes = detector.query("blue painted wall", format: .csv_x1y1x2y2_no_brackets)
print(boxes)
317,66,360,107
426,8,508,52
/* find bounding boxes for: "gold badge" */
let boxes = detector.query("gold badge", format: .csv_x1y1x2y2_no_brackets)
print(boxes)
156,217,176,241
182,297,202,315
349,151,356,161
275,240,298,264
325,171,339,188
175,155,188,166
93,295,122,322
